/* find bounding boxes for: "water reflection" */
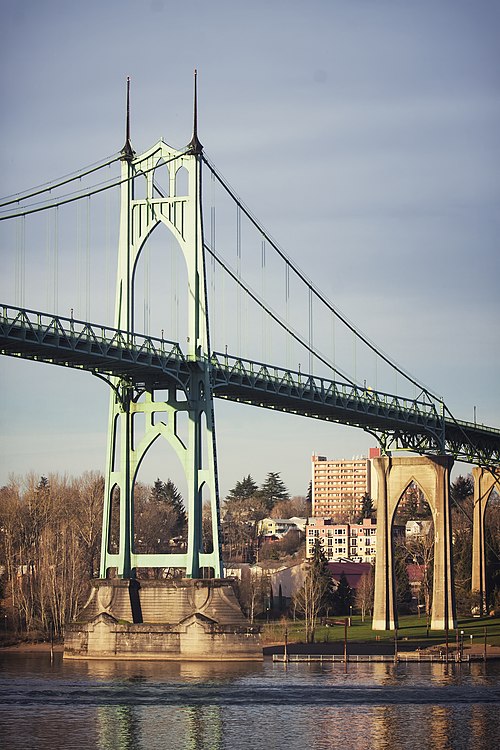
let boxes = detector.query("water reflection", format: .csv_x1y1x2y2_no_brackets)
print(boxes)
0,655,498,750
470,704,493,749
74,656,263,684
95,705,225,750
96,706,138,750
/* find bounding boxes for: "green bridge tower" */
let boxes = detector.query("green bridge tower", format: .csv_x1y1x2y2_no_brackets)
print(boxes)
99,75,222,580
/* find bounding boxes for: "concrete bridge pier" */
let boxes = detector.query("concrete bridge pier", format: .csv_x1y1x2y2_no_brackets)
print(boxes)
372,455,456,631
472,466,500,615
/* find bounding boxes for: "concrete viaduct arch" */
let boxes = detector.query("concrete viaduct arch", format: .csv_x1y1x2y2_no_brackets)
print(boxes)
372,455,456,631
472,466,500,615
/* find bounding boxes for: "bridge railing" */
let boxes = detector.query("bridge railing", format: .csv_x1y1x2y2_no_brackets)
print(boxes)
0,304,186,366
2,304,499,464
210,350,443,422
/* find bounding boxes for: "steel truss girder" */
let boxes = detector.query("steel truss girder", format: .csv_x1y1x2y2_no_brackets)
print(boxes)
0,305,189,388
1,307,499,468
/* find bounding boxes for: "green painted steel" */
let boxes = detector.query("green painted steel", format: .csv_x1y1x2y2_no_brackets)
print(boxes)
1,303,500,467
96,136,222,580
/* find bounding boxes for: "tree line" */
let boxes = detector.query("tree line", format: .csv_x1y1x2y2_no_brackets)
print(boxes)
0,468,302,637
1,469,498,639
222,472,309,562
0,472,188,637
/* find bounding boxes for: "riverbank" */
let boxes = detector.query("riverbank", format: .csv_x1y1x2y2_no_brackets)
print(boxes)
2,638,499,660
0,639,64,653
263,640,500,659
2,614,499,658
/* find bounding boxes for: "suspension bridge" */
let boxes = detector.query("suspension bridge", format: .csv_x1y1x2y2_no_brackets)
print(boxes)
1,78,499,632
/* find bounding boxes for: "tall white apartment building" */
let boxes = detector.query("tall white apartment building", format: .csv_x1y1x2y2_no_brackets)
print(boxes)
311,449,379,521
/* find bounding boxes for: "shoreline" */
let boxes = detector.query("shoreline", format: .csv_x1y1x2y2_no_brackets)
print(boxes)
2,640,499,660
0,641,64,653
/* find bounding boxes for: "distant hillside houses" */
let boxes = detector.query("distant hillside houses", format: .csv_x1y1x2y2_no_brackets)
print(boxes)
405,519,432,538
257,517,307,538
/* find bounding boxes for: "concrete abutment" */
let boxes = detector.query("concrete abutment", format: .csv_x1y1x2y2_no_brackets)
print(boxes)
64,578,262,660
372,455,456,631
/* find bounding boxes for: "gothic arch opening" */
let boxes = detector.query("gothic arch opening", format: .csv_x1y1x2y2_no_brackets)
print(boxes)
392,481,434,617
132,434,188,575
107,484,120,555
153,157,170,198
484,485,500,611
175,165,189,197
132,220,188,346
450,474,474,614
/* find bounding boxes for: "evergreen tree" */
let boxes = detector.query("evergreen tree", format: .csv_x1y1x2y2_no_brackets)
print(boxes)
260,472,289,513
394,546,412,613
358,493,374,522
405,491,419,520
223,476,266,562
332,571,354,615
306,480,312,513
451,475,474,505
227,475,259,501
148,478,186,539
361,493,373,518
451,496,474,614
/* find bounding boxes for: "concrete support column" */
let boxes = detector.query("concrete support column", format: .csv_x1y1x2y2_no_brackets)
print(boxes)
429,456,455,630
472,467,499,615
372,454,456,631
372,456,397,630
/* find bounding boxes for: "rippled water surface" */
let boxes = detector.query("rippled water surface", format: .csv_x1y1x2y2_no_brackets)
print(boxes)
0,653,499,749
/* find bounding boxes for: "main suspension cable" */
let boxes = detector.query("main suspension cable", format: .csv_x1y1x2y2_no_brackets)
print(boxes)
0,153,122,208
204,240,357,388
0,150,189,221
202,153,439,404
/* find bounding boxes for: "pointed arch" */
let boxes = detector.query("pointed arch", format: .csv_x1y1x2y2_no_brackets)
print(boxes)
175,165,189,197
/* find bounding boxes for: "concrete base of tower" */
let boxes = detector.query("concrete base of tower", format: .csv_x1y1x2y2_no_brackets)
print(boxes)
63,578,262,661
371,617,397,631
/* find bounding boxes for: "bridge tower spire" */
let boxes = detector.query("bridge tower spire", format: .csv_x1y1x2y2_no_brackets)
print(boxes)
99,80,222,580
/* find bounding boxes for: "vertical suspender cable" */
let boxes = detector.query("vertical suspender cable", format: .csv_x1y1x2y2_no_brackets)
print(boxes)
86,196,91,321
285,263,290,368
261,238,266,361
353,331,357,385
54,207,59,312
15,217,19,305
308,287,313,374
77,200,82,316
331,310,336,379
171,233,178,342
222,258,226,354
105,186,111,325
21,216,26,307
143,243,150,335
45,210,50,311
15,216,26,307
236,204,242,356
210,171,216,344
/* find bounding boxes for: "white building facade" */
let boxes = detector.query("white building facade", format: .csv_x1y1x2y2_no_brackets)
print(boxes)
306,517,377,563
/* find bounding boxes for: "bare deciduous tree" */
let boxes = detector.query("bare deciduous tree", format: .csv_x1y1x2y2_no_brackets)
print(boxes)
354,567,375,621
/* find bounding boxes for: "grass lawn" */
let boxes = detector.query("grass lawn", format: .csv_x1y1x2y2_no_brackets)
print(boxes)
262,614,500,648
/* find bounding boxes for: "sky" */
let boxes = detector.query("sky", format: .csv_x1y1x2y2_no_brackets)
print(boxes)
0,0,499,499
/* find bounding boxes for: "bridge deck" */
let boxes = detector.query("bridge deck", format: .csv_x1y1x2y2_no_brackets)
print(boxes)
1,305,499,466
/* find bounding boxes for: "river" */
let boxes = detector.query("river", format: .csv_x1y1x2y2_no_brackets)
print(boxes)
0,653,499,749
